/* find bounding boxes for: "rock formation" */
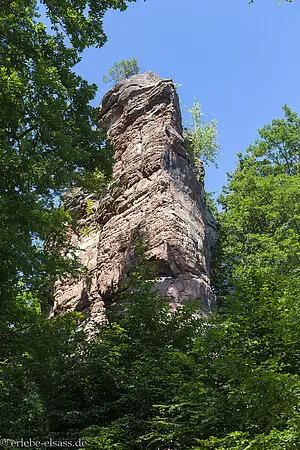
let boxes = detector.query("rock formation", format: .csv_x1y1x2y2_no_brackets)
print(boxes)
52,72,218,320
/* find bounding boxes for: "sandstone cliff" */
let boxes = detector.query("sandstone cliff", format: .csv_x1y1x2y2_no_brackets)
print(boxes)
52,72,218,320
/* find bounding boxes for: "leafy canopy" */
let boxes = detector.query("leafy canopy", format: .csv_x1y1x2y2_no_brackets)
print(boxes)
0,0,140,439
1,1,299,448
0,0,139,309
183,100,220,177
103,58,140,84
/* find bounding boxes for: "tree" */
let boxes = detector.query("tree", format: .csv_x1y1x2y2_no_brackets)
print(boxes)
81,246,204,449
216,105,300,311
103,58,140,84
2,236,299,448
0,1,139,310
2,2,299,447
0,243,203,445
121,108,300,450
200,106,300,447
214,107,300,378
0,0,139,440
132,107,300,450
183,100,219,181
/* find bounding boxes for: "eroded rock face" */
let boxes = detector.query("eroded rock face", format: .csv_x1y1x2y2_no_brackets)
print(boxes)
52,72,218,320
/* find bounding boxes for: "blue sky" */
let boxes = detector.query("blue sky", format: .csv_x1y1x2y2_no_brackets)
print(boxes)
74,0,300,196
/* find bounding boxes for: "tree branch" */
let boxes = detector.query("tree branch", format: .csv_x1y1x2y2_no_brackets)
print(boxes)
16,126,37,141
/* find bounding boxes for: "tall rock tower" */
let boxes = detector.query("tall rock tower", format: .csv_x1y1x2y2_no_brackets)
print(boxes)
52,72,218,320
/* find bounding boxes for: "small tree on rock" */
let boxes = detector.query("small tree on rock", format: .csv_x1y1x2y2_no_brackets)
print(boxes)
103,58,140,84
183,100,220,182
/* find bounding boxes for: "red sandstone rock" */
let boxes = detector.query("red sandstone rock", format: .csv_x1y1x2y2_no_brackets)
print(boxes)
52,72,218,319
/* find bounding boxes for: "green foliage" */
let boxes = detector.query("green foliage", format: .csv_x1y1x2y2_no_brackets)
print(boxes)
0,1,138,310
80,107,300,449
216,105,300,315
194,427,300,449
0,290,86,438
1,234,300,448
82,248,204,449
103,58,140,84
1,3,299,447
208,105,300,447
184,100,220,173
215,106,300,368
0,0,139,443
73,131,115,194
0,242,204,446
75,168,111,195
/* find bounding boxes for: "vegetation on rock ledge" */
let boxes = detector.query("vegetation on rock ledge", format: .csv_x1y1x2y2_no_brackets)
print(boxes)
103,58,140,85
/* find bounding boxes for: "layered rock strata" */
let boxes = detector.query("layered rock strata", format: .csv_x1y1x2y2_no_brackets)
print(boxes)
52,72,218,320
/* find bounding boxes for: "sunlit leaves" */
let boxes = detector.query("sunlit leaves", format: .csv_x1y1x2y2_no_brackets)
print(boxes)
0,0,137,303
183,100,220,171
103,58,140,84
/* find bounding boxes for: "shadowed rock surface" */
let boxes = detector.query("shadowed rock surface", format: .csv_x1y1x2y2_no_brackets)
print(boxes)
52,72,218,320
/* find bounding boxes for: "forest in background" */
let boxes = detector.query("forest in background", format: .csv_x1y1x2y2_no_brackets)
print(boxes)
1,1,299,449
